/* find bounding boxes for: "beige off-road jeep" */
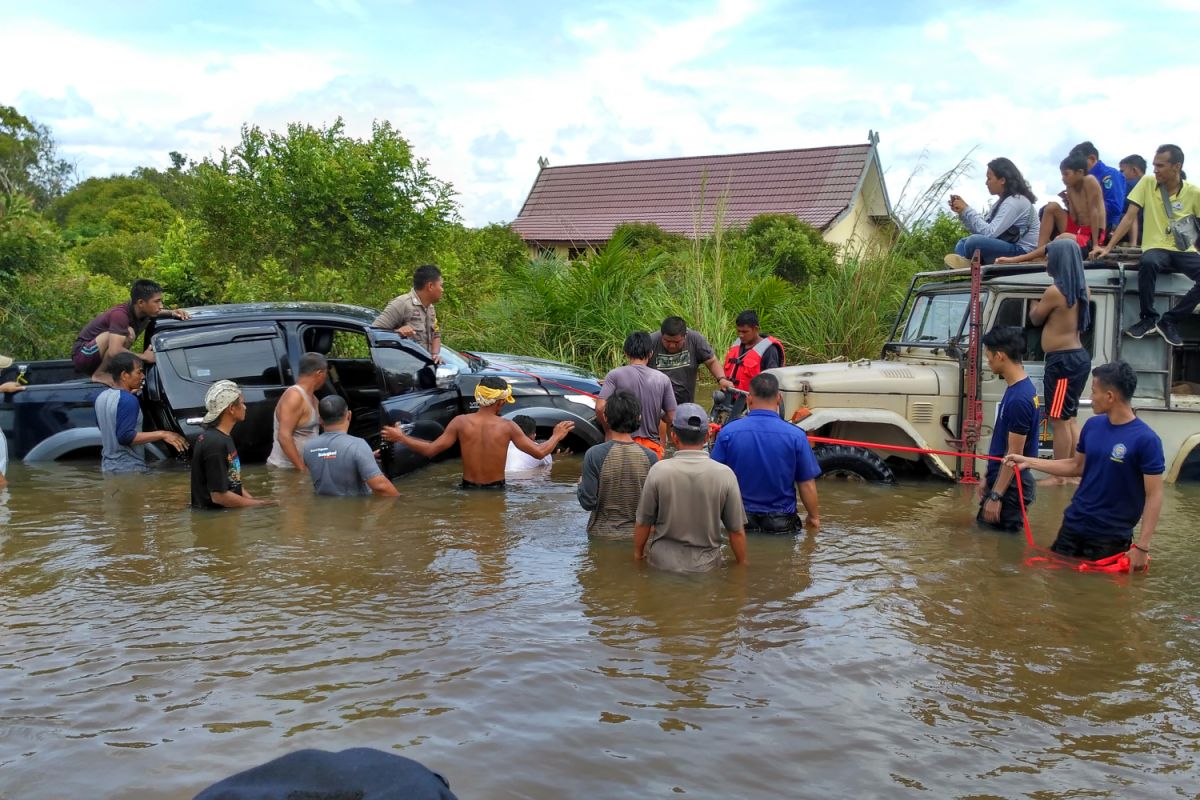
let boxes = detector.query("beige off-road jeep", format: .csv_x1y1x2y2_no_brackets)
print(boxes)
773,256,1200,483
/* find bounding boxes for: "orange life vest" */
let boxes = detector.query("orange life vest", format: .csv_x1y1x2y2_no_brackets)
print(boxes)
723,336,785,392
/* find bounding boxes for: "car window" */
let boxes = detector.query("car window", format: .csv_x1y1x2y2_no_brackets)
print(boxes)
177,338,283,386
994,297,1097,362
374,345,435,395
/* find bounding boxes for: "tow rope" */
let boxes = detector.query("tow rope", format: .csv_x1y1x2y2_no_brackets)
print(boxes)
805,434,1141,574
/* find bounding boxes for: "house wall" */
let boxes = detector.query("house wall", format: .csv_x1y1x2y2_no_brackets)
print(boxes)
822,158,897,257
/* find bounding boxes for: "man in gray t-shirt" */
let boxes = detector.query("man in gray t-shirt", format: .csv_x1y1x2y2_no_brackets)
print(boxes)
634,403,748,572
303,396,399,498
597,332,676,449
649,316,733,404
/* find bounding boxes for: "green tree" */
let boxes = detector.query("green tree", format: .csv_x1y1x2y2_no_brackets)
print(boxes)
186,118,458,307
0,105,75,209
0,192,63,284
733,213,837,284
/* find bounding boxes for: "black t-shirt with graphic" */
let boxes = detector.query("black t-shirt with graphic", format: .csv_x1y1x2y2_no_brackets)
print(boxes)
191,428,243,509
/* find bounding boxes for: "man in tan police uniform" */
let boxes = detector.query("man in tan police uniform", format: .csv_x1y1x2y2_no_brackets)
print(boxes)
373,264,444,363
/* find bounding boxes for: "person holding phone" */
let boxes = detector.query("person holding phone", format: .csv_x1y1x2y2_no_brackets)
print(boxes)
945,158,1041,266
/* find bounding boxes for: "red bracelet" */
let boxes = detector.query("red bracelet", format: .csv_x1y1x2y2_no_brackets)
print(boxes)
1131,543,1150,553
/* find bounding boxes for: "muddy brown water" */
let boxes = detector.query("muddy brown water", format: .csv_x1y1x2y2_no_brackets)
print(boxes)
1,457,1198,799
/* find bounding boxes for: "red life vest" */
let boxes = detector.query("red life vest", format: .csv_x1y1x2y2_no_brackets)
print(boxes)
723,336,785,392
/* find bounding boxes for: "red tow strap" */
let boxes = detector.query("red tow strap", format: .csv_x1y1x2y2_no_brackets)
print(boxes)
806,435,1140,574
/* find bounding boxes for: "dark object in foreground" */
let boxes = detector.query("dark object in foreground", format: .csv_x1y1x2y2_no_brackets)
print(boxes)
194,747,458,800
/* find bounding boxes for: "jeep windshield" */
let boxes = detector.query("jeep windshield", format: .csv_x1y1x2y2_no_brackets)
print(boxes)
896,291,971,345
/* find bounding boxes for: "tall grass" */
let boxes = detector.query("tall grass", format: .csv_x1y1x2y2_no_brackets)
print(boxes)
461,157,975,375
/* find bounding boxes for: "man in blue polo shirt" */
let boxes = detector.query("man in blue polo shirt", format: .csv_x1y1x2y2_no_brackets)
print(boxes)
711,372,820,532
1008,361,1164,570
1070,141,1125,237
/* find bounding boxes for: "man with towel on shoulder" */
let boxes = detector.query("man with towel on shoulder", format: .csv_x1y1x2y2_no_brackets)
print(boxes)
383,376,574,489
1030,237,1092,483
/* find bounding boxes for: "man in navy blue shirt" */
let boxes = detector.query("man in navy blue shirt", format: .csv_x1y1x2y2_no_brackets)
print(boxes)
711,372,820,533
977,327,1040,531
1070,141,1126,237
1008,361,1164,570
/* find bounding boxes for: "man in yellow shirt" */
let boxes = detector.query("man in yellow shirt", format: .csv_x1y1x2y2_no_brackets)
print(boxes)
1094,144,1200,348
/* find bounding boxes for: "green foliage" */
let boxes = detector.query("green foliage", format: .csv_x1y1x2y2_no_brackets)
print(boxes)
0,105,75,209
732,213,838,283
610,222,689,256
0,257,125,360
0,192,64,283
433,223,528,329
185,118,457,308
892,212,966,267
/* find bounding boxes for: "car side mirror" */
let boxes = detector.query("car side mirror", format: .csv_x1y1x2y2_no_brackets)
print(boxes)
435,365,459,390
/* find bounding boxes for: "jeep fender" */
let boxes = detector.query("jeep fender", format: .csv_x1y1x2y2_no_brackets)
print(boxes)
1166,433,1200,483
504,407,604,448
23,428,103,462
796,408,956,480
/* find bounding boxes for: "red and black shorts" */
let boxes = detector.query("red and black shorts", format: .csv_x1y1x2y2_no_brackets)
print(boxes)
1044,348,1091,420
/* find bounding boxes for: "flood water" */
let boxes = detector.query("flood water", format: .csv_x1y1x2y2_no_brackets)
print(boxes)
1,456,1199,799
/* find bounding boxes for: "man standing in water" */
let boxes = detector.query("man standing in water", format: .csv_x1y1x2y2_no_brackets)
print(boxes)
634,403,747,571
303,396,400,497
191,380,274,509
1030,238,1092,482
382,376,574,489
977,326,1040,532
649,316,732,405
95,352,188,473
266,352,327,472
1008,361,1164,570
596,332,675,458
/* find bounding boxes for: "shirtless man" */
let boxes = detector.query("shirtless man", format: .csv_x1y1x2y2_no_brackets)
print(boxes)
996,154,1106,265
381,376,574,488
1030,238,1092,484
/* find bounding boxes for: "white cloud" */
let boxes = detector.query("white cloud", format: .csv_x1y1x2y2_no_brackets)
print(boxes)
4,1,1200,228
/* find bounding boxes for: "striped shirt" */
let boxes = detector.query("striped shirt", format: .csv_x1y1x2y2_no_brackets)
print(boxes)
577,440,658,538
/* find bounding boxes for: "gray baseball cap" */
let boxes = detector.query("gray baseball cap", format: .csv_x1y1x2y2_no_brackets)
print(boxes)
672,402,710,432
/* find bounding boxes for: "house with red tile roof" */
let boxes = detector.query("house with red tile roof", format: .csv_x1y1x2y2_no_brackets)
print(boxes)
511,131,897,259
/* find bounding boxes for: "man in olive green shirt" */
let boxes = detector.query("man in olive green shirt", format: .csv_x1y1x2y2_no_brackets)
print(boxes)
634,403,748,571
373,264,444,362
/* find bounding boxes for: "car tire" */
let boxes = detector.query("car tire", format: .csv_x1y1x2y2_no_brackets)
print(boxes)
813,443,895,483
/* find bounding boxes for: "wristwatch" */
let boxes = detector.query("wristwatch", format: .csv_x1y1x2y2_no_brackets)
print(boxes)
986,491,1003,502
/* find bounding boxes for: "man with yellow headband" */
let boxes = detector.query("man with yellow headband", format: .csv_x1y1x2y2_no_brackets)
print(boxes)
383,376,574,489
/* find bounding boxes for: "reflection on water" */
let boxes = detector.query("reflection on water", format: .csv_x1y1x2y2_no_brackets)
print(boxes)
1,459,1198,798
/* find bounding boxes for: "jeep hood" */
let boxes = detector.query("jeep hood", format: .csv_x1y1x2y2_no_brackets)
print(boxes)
772,360,951,395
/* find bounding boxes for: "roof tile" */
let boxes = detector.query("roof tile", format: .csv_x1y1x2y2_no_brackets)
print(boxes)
511,143,872,243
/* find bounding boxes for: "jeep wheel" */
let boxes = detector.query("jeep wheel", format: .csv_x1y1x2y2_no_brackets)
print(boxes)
813,444,895,483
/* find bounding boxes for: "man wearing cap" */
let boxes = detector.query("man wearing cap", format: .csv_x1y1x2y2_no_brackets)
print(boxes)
0,354,24,488
303,396,400,497
95,351,188,474
634,403,748,571
191,380,273,509
373,264,444,363
711,372,821,533
383,376,574,489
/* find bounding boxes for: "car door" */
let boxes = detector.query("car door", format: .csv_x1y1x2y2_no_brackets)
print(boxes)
150,322,288,462
366,329,462,475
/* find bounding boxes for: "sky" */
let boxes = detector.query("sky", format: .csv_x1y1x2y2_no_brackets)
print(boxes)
4,0,1200,227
